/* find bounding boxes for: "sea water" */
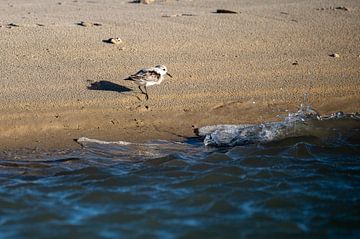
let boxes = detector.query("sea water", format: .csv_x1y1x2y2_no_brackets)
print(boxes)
0,105,359,238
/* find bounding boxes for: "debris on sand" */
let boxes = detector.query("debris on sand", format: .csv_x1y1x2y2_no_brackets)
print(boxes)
316,6,350,11
77,21,102,27
142,0,155,3
162,13,196,17
103,38,123,44
214,9,238,14
131,0,155,4
329,53,340,58
7,23,20,28
335,6,349,11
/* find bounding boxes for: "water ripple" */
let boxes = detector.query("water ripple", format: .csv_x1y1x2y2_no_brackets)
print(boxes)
1,124,360,238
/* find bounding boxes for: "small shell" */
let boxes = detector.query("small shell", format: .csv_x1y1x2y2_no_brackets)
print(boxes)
103,38,123,45
142,0,155,4
110,38,122,44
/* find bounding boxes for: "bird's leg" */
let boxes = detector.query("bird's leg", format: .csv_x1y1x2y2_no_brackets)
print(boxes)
144,85,149,100
138,86,145,95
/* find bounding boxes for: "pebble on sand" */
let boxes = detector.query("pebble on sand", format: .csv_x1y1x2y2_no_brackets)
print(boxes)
335,6,349,11
103,38,123,44
131,0,155,3
316,6,349,11
329,53,340,58
142,0,155,3
215,9,238,14
7,23,20,28
162,13,196,17
78,21,102,27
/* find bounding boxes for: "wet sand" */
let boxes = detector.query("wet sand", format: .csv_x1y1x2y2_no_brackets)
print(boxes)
0,0,359,151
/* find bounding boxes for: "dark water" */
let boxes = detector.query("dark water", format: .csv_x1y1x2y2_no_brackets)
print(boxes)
1,115,360,238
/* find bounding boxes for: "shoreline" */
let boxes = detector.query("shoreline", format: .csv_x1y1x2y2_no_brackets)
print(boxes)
1,95,359,152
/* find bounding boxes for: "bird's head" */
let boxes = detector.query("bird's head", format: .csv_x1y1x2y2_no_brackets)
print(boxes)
155,65,173,78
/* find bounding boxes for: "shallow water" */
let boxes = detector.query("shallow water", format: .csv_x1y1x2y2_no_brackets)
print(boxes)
1,113,360,238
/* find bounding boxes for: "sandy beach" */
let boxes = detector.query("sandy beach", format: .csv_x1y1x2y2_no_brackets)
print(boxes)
0,0,359,151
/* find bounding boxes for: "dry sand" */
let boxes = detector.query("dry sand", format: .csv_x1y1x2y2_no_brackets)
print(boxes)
0,0,359,151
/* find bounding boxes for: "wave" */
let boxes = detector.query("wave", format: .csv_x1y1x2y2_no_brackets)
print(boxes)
195,105,360,147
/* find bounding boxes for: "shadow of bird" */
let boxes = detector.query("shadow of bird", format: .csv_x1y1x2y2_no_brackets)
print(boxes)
87,81,132,93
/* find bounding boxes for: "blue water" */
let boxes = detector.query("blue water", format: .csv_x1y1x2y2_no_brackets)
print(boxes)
0,117,359,238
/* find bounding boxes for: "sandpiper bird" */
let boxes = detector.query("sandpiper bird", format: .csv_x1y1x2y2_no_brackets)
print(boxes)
124,65,172,100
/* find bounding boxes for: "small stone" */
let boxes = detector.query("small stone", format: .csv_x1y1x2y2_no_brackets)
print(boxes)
103,38,123,44
78,21,91,27
215,9,238,14
335,111,344,118
162,14,178,18
7,23,20,28
329,53,340,58
162,13,195,18
78,21,102,27
110,38,122,44
181,13,196,17
335,6,349,11
141,0,155,4
292,61,299,65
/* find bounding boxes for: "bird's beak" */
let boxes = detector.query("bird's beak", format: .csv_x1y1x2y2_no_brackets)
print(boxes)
167,72,173,78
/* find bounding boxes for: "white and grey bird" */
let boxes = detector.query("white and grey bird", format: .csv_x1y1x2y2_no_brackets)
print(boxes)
124,65,172,100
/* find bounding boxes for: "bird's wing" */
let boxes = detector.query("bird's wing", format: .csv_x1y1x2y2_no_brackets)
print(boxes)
130,69,161,82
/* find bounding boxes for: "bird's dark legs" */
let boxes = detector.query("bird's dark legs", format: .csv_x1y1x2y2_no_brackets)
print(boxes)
144,86,149,100
138,86,149,100
138,86,145,94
